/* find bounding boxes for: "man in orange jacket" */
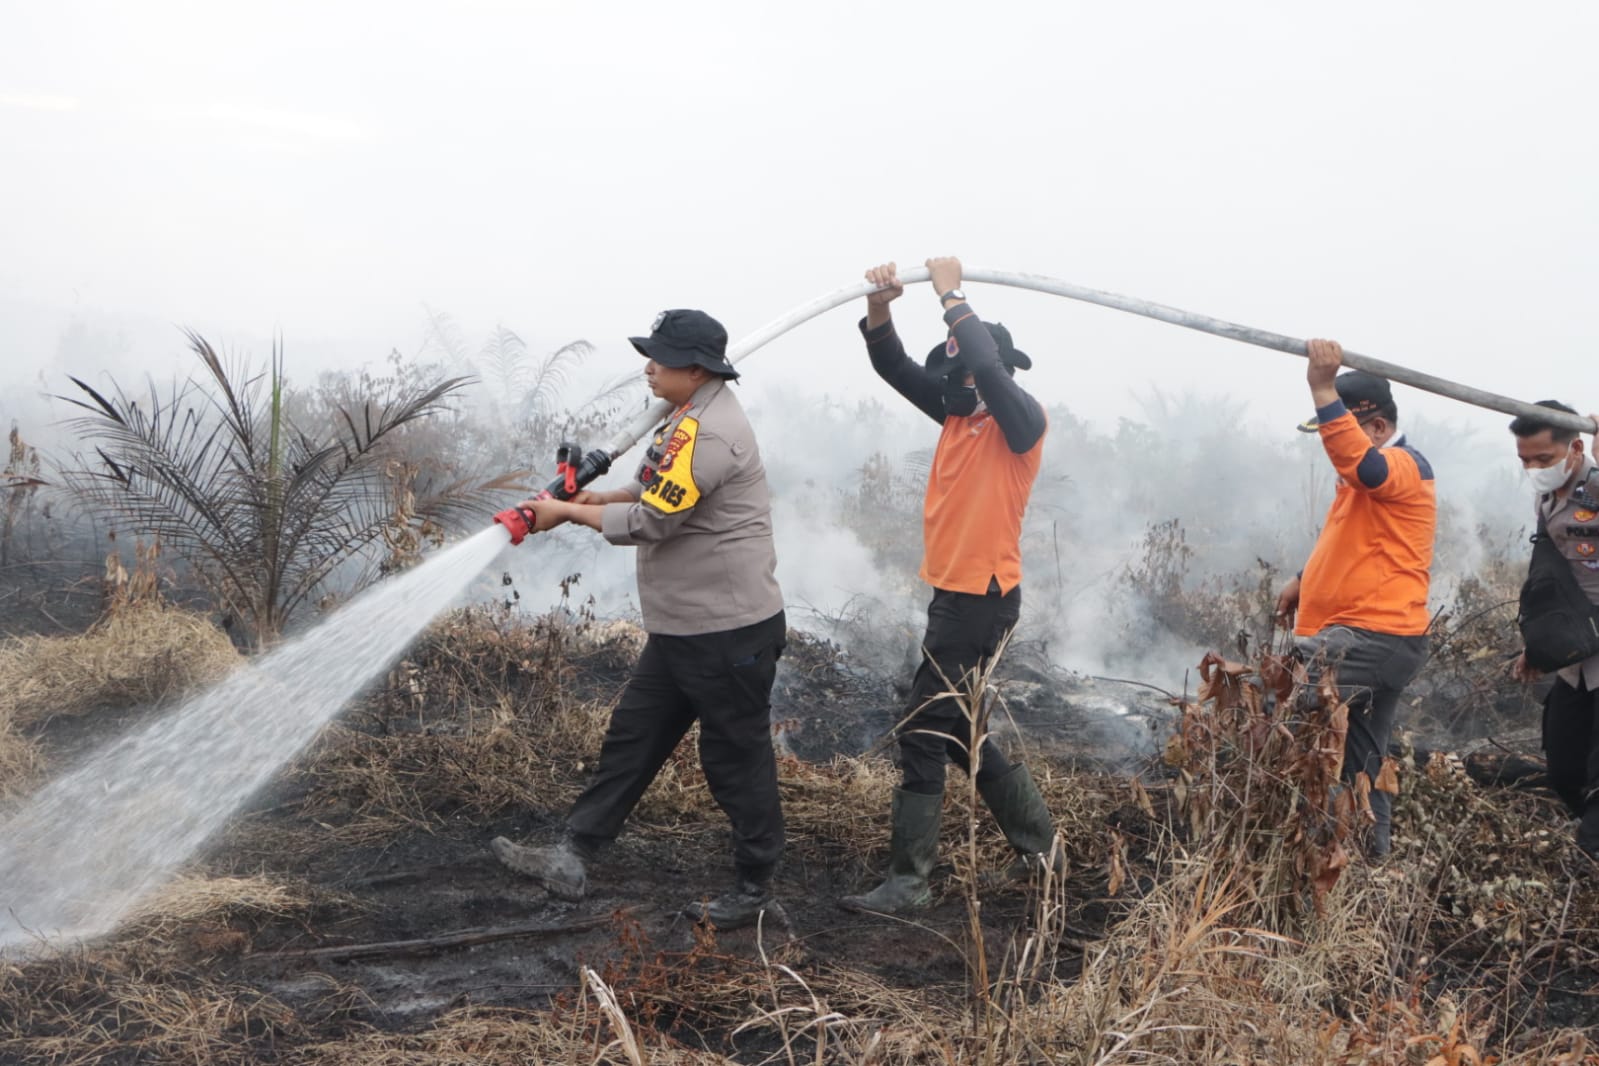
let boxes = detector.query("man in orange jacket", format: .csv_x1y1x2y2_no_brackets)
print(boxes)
839,257,1059,914
1275,339,1436,859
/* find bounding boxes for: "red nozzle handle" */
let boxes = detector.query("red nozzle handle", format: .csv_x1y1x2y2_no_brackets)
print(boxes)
493,506,537,545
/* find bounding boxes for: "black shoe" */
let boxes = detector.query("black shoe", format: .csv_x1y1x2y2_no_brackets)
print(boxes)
685,877,787,931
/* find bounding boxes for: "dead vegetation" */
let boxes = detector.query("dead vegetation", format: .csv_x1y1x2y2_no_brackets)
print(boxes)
1,603,1596,1064
0,587,239,800
0,600,239,731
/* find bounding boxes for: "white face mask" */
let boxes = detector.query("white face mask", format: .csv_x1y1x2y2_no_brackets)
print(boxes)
1527,447,1576,494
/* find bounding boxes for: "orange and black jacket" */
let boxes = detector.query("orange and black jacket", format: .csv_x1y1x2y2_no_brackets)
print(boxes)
859,304,1046,596
1296,399,1436,638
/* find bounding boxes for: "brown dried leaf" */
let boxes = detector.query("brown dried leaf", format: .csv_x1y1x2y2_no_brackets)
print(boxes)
1334,782,1358,825
1197,651,1251,711
1130,777,1155,818
1354,771,1373,818
1311,842,1350,903
1375,756,1401,796
1261,652,1297,702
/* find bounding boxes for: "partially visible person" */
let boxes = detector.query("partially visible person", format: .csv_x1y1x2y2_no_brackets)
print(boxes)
1274,340,1435,859
839,257,1060,915
491,309,789,929
1509,400,1599,860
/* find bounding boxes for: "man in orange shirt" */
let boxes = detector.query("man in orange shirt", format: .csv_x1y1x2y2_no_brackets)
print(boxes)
840,257,1059,914
1274,339,1435,859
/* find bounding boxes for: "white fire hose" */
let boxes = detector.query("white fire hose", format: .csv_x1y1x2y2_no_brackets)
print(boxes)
600,265,1595,461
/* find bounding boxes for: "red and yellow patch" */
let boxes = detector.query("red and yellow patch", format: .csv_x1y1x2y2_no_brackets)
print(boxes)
641,416,702,514
1575,509,1597,522
1578,542,1596,557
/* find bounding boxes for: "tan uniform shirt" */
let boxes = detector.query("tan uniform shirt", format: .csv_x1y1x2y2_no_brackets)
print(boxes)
1537,458,1599,688
600,379,783,636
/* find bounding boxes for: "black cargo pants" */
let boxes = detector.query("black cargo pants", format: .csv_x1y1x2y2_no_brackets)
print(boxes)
897,585,1020,795
1541,675,1599,856
1296,624,1429,856
566,610,787,876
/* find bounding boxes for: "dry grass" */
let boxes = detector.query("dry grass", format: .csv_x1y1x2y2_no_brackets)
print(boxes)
288,1001,723,1065
0,600,239,730
0,950,310,1066
293,687,615,846
0,599,238,799
115,874,313,959
296,720,559,844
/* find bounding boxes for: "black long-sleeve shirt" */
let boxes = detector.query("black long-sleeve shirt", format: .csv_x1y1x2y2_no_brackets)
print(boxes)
858,303,1046,454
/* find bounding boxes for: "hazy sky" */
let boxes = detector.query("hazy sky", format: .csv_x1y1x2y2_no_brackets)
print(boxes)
3,0,1595,437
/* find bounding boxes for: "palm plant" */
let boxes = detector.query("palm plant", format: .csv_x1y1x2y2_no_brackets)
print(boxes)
60,332,515,648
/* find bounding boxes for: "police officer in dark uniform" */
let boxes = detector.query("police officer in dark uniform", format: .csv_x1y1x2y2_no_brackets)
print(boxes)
492,309,788,929
1511,400,1599,860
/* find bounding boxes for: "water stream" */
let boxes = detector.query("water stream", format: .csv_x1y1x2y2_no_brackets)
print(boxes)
0,526,511,950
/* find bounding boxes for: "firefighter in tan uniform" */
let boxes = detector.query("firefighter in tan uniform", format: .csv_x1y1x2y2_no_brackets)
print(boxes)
492,309,788,929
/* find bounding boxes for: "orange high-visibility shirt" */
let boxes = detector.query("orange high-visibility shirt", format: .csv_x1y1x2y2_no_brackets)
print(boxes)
1296,404,1436,637
921,410,1046,595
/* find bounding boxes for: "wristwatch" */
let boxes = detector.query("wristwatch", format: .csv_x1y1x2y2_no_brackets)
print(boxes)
938,288,967,304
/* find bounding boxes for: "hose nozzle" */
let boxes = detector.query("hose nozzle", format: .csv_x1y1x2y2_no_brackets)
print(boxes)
493,505,537,545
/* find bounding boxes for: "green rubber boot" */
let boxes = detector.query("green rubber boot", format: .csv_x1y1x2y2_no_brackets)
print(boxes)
978,763,1066,881
839,789,942,914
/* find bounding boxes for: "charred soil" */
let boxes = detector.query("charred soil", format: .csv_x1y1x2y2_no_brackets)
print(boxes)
2,607,1597,1064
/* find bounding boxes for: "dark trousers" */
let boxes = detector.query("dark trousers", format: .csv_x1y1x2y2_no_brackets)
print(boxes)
897,586,1020,795
566,611,787,875
1297,625,1429,854
1542,675,1599,854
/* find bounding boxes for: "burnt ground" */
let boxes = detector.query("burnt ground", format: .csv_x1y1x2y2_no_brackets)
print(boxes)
9,624,1163,1056
10,619,1599,1060
230,635,1156,1027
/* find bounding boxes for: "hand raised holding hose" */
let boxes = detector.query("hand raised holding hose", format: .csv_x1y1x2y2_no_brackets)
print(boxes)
864,263,902,328
927,257,963,301
1306,338,1343,407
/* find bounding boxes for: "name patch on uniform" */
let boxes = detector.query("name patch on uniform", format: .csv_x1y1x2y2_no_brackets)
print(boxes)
642,416,702,514
1584,560,1599,570
1567,525,1599,537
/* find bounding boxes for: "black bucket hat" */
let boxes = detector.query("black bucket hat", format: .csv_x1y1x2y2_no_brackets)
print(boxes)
924,321,1033,378
1297,370,1392,432
630,309,738,379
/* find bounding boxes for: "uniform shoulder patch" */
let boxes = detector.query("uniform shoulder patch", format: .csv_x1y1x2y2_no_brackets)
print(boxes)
641,416,702,514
